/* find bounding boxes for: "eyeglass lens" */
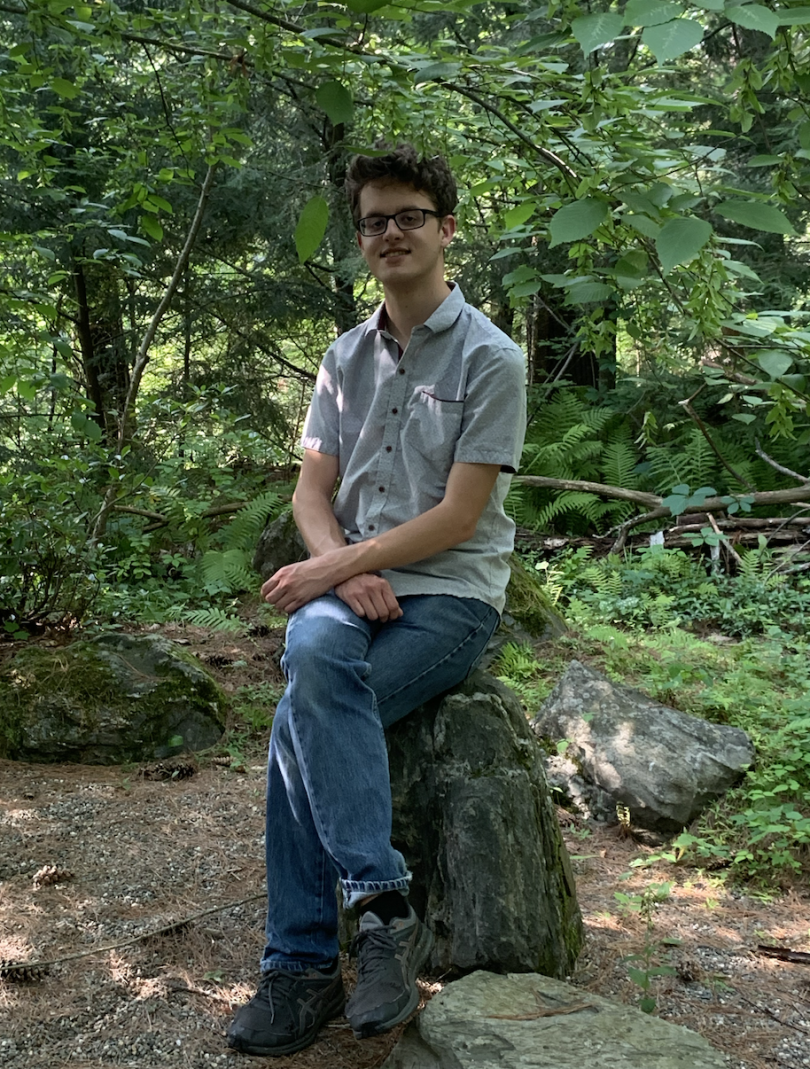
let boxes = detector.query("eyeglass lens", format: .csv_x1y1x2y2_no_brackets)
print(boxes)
360,210,429,235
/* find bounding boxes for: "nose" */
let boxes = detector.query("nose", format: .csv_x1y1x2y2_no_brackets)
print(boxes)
382,216,405,237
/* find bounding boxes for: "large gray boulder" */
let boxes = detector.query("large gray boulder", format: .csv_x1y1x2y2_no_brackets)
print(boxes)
382,970,727,1069
252,510,306,582
532,660,754,832
384,671,583,977
0,634,226,764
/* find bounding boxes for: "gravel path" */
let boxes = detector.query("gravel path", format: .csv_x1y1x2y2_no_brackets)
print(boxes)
1,622,808,1069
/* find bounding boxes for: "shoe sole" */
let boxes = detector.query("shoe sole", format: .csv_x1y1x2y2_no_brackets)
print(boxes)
350,922,435,1039
227,989,346,1057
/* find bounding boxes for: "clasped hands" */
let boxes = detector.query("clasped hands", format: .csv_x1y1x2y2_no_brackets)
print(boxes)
261,555,402,621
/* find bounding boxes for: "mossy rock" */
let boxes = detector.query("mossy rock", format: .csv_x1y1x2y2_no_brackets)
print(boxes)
505,556,568,638
0,633,226,765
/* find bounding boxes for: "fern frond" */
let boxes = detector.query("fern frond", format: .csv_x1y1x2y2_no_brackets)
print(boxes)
601,440,640,490
222,490,282,552
178,606,245,633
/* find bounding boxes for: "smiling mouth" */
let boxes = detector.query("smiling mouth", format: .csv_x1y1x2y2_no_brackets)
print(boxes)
381,249,410,258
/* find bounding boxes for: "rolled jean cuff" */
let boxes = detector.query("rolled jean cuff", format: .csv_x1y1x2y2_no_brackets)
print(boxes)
342,875,411,909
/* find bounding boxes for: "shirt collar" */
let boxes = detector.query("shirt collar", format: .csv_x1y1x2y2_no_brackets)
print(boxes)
364,282,466,339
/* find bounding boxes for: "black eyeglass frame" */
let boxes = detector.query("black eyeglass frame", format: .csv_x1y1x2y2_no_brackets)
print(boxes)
355,208,444,237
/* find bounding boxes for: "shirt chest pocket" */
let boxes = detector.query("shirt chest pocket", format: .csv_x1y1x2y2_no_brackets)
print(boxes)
403,390,465,475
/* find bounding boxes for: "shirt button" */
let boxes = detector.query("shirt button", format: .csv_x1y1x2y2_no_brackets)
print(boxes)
378,486,385,492
385,445,392,453
368,524,375,531
391,407,398,415
398,367,405,375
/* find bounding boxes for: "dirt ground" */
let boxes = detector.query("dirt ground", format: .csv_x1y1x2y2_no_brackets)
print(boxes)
1,622,809,1069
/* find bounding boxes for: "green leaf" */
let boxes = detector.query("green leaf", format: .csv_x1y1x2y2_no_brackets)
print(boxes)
50,77,80,99
570,12,626,53
502,265,537,285
732,413,757,423
413,61,461,85
315,81,354,125
343,0,389,10
565,281,613,303
510,280,543,298
726,4,780,37
140,214,163,241
295,195,328,263
642,18,704,61
624,0,684,26
715,200,795,234
504,202,535,228
549,198,609,247
777,5,810,24
757,350,793,378
655,216,713,273
625,214,661,239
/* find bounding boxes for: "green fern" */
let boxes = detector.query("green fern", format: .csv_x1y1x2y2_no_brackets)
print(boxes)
178,606,246,632
601,436,640,490
648,428,718,496
198,489,283,595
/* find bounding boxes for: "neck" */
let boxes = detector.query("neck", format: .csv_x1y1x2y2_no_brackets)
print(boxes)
382,279,452,350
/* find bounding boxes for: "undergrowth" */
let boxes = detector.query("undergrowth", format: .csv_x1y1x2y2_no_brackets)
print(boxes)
494,545,810,886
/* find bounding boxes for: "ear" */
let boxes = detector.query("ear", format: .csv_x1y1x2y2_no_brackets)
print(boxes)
440,214,456,248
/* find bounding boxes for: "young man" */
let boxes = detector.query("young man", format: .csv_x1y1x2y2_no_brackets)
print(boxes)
227,145,526,1057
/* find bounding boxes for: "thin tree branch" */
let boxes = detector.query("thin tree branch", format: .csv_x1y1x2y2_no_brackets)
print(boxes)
679,395,757,491
120,163,217,449
438,81,578,187
223,0,358,52
90,164,218,541
755,439,809,484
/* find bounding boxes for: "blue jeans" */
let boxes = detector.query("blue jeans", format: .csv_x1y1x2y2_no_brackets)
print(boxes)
261,592,499,974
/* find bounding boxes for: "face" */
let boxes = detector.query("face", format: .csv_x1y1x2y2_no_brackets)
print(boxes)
356,180,455,292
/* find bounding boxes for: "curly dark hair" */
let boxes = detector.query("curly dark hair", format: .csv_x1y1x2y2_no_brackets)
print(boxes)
344,144,458,225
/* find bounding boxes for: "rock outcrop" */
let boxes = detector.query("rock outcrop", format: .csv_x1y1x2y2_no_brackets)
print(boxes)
0,633,226,764
382,970,728,1069
532,659,754,832
384,670,583,977
252,511,306,582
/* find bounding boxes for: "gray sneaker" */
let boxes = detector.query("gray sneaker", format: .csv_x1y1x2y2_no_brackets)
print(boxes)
345,906,434,1038
226,964,345,1056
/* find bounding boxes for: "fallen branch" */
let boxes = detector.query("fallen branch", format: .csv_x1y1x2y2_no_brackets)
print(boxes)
514,474,810,553
755,441,809,484
757,944,810,966
0,892,265,982
112,499,251,529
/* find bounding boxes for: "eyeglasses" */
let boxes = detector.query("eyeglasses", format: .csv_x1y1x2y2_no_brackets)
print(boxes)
356,208,443,237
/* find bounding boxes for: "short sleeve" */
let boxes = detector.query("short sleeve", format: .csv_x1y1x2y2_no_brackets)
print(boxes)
301,345,340,455
453,345,526,472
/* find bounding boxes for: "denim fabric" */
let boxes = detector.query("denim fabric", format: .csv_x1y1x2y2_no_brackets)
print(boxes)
261,592,499,974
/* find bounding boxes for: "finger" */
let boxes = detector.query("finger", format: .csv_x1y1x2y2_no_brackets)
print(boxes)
380,586,402,619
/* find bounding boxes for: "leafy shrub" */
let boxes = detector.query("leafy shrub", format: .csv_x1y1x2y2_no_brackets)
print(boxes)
546,544,809,637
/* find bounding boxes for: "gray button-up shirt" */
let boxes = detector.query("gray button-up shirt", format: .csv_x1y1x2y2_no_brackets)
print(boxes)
301,285,526,614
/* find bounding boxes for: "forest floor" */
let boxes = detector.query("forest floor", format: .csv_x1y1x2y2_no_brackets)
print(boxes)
1,621,809,1069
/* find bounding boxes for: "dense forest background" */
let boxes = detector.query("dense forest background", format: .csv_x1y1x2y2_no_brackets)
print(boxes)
1,0,809,881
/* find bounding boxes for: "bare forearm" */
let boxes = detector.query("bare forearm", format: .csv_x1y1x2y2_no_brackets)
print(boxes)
318,499,473,585
292,486,346,557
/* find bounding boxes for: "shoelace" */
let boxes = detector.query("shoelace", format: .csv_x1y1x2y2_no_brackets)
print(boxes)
350,927,398,981
260,971,307,1024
